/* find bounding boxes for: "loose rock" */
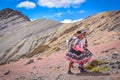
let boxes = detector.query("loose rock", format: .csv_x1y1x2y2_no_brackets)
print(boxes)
4,70,10,75
25,59,34,65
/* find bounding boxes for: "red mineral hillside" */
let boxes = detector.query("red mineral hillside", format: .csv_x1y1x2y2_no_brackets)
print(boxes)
0,40,120,80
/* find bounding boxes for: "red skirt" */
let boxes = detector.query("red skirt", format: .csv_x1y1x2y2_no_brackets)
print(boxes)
66,48,93,64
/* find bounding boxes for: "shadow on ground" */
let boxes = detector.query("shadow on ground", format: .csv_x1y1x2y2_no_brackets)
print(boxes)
76,72,110,76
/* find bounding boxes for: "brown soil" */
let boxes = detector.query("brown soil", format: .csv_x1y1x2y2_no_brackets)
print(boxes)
0,40,120,80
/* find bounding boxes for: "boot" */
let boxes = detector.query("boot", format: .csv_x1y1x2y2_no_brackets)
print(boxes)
78,66,87,72
67,71,74,75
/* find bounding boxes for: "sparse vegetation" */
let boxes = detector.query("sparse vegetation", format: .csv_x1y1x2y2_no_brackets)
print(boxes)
117,77,120,80
85,59,108,72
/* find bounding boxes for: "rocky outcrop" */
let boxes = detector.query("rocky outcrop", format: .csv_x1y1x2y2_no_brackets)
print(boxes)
0,9,120,65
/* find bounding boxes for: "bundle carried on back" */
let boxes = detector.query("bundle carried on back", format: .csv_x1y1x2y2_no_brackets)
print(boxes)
66,37,80,49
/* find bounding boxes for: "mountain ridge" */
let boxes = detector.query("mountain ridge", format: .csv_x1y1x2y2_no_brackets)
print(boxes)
0,8,120,65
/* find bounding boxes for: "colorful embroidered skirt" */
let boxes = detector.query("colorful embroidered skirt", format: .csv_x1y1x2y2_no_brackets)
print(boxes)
66,48,93,64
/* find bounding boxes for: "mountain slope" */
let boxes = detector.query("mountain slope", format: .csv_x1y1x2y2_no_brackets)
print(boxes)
42,10,120,57
0,18,62,64
80,10,120,45
0,40,120,80
0,9,120,65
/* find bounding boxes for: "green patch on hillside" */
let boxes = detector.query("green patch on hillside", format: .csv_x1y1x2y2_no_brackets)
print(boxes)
85,59,108,72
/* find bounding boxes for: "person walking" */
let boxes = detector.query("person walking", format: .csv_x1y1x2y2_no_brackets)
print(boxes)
66,28,93,74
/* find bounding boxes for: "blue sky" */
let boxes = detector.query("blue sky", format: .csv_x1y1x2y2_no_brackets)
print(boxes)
0,0,120,23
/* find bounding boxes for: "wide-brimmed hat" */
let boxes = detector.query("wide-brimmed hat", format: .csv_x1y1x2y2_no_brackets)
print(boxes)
80,28,88,33
76,27,88,36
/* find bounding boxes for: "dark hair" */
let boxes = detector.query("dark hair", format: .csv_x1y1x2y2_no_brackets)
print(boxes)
77,30,82,34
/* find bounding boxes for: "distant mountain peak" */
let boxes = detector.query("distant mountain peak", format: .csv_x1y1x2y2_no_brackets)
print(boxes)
0,8,30,36
0,8,30,21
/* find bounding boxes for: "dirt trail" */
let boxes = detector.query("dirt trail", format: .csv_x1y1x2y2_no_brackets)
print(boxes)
0,40,120,80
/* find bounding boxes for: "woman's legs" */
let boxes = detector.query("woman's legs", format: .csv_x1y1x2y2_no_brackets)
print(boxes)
78,62,86,72
68,61,73,71
68,61,74,74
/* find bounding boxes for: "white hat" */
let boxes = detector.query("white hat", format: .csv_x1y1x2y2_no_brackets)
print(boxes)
81,28,88,33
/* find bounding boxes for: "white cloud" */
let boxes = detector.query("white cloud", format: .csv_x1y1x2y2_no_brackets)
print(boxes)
17,1,36,9
73,5,80,8
54,12,63,17
67,10,73,14
43,12,63,18
61,19,83,23
38,0,86,8
61,19,72,23
30,18,37,21
78,10,85,13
